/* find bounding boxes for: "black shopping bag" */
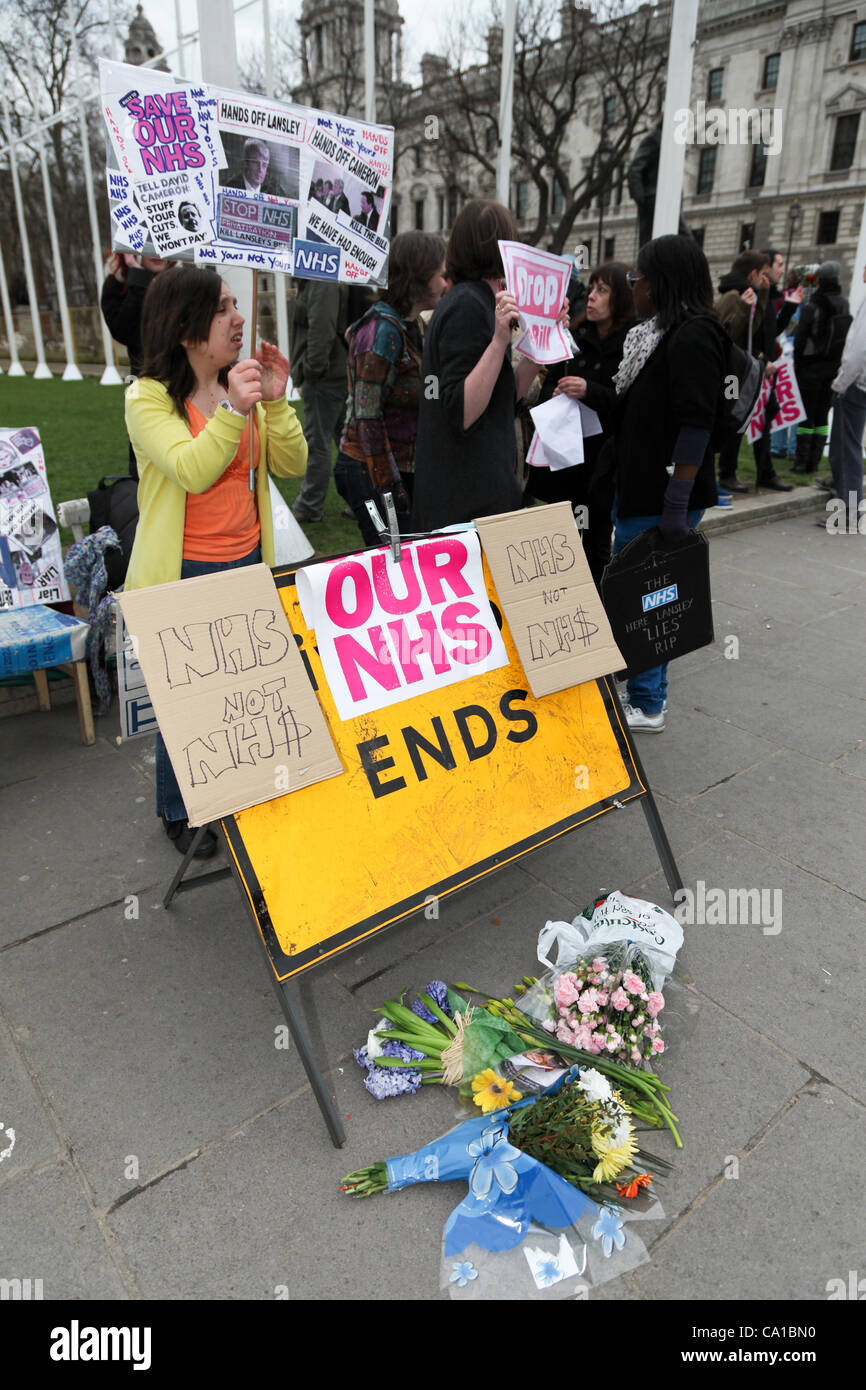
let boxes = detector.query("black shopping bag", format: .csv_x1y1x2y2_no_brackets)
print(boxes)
601,526,713,676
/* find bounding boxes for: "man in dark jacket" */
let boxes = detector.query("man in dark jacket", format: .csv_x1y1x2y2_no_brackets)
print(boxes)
793,261,851,474
288,279,350,522
714,250,793,491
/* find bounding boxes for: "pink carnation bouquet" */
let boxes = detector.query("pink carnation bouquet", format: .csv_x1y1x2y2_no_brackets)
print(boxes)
543,950,665,1066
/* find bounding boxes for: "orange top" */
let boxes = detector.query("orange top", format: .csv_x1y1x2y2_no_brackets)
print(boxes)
182,401,261,561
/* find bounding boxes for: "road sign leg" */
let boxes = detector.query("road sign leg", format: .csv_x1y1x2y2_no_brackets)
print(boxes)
271,972,347,1149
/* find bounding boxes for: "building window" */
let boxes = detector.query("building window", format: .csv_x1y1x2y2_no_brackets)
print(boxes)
692,226,705,249
697,146,716,194
739,223,755,251
447,185,459,225
604,235,615,260
551,178,564,216
414,198,425,230
436,192,445,230
707,67,723,101
851,22,866,61
515,180,529,220
830,113,860,170
603,95,617,126
414,146,424,172
762,53,780,90
817,210,840,244
748,141,768,188
485,125,497,155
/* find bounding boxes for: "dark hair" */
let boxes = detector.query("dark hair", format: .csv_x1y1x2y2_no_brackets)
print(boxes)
760,248,781,263
139,265,226,420
730,250,769,280
383,231,446,318
637,234,717,331
785,269,801,290
580,260,634,332
446,199,518,283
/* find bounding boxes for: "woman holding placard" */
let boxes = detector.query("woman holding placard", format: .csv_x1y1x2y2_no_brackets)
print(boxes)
412,200,543,531
125,264,307,855
527,260,637,584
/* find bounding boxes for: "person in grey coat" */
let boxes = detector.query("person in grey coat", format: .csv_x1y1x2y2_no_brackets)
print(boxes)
827,263,866,532
288,280,350,522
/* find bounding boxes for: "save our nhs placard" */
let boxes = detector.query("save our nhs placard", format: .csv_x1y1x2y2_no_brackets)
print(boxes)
295,533,509,721
100,59,393,285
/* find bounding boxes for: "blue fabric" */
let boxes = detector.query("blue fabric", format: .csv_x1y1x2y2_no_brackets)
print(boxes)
63,525,122,715
155,544,262,821
612,510,704,714
0,605,86,677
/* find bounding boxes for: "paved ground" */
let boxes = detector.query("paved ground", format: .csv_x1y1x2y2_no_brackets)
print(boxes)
1,502,864,1302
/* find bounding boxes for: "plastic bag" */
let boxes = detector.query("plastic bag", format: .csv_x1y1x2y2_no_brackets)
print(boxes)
537,889,684,991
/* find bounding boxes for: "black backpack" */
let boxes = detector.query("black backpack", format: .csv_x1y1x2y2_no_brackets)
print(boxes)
803,302,852,363
87,475,139,590
676,316,764,443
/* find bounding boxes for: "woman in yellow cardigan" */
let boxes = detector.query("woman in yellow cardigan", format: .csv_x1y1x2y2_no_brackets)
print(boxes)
125,264,307,856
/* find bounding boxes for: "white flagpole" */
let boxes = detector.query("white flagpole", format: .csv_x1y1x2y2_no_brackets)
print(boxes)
175,0,186,77
0,236,26,375
29,63,82,381
261,0,289,365
67,16,123,384
364,0,376,123
496,0,516,207
652,0,699,239
849,202,866,316
1,94,52,378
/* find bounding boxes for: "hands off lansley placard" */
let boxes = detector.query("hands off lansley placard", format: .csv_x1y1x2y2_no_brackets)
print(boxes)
475,503,624,697
118,564,342,825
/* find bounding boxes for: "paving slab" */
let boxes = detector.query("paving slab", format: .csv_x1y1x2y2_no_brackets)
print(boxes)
691,750,866,902
0,1163,129,1300
629,1084,865,1300
108,1073,461,1300
635,706,778,804
0,889,371,1209
0,1014,63,1190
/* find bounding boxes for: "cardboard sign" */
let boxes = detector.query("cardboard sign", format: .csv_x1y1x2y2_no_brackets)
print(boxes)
116,610,157,741
118,564,343,824
0,428,69,610
475,503,624,697
499,240,573,365
223,561,644,981
746,359,806,443
295,532,509,721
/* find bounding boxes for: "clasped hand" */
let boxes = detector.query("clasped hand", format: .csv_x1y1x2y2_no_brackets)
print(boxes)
227,340,290,414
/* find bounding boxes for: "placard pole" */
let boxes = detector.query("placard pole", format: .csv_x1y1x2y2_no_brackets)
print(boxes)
249,268,258,489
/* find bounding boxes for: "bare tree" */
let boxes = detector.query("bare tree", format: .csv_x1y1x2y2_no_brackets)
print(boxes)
422,0,669,251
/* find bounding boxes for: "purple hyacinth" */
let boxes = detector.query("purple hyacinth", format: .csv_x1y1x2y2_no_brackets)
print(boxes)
411,979,452,1025
363,1064,423,1099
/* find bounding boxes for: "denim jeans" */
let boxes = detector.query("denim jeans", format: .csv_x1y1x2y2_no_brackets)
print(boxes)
333,450,414,548
155,544,262,821
828,385,866,528
770,423,797,458
612,511,704,715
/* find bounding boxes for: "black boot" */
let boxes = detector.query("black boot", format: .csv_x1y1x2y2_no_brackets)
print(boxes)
806,433,826,473
791,432,812,474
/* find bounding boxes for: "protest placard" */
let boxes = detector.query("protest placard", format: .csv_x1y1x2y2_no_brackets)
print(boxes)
118,564,343,824
475,503,623,697
0,429,69,610
295,533,509,721
747,359,806,443
101,63,393,285
499,241,573,365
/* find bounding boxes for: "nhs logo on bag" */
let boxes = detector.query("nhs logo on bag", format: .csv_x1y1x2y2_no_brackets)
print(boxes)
293,241,341,280
642,583,678,613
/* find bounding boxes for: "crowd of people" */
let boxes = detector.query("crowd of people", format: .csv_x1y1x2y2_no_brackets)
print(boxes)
102,199,865,855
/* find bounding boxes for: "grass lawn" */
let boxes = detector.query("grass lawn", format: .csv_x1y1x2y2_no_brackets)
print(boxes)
1,376,363,556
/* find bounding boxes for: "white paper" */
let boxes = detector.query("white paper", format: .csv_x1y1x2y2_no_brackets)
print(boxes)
295,532,509,721
530,394,585,469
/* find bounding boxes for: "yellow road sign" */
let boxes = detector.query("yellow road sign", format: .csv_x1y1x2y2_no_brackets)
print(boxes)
223,559,644,980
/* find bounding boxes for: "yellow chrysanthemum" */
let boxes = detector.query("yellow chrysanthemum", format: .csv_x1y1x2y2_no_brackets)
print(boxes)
470,1068,522,1113
591,1121,639,1182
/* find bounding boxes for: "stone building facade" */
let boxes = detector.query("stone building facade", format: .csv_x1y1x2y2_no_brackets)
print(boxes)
297,0,866,290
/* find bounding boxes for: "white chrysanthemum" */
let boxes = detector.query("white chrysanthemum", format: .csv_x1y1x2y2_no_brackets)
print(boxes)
365,1019,391,1060
611,1115,633,1147
577,1068,612,1104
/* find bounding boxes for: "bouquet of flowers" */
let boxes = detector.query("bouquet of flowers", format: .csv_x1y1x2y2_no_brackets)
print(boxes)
533,943,666,1064
341,1066,665,1300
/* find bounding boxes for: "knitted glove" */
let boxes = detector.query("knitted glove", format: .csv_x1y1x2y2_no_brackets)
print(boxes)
659,476,694,542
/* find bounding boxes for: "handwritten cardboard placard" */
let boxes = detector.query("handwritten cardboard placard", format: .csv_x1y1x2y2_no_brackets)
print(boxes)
295,532,509,721
475,503,624,697
118,564,343,825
